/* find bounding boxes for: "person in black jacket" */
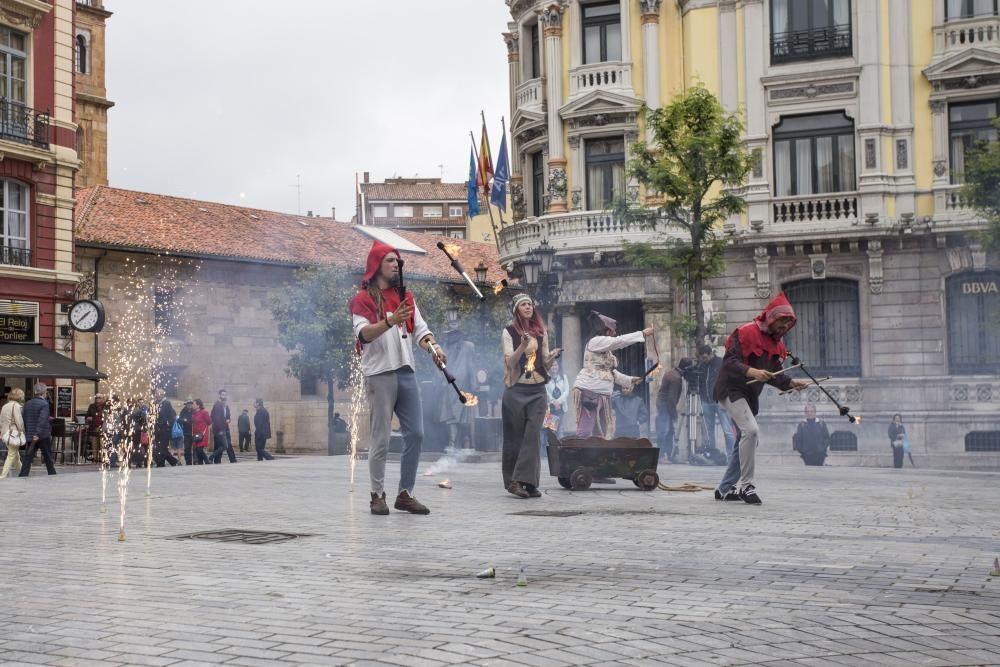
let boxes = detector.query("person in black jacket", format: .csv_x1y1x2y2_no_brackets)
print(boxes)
19,383,56,476
237,409,252,452
153,389,178,467
697,344,736,458
793,404,830,466
178,398,195,465
253,399,274,461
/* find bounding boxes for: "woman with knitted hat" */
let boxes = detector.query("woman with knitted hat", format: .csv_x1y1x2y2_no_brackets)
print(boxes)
500,294,561,498
572,311,653,439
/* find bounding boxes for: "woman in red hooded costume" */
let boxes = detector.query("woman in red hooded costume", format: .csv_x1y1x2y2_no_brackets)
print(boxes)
350,240,447,516
713,293,808,504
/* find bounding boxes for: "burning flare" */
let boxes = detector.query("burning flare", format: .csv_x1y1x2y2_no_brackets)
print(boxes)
438,479,452,489
443,243,461,257
493,281,505,295
461,391,479,407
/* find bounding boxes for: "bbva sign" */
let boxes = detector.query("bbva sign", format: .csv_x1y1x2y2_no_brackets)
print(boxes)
962,281,999,294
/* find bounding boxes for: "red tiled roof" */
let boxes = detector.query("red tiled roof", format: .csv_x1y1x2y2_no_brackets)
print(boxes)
361,181,468,201
74,186,506,284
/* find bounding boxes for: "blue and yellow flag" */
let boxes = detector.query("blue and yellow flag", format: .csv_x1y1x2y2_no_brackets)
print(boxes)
490,132,509,213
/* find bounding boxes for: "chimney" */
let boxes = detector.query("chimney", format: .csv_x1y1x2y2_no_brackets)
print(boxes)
331,207,336,219
307,210,313,217
363,171,370,183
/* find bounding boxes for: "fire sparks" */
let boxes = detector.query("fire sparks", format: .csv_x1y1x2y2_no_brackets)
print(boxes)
438,479,452,489
853,415,862,425
493,278,508,295
443,243,461,257
348,354,366,492
461,391,479,407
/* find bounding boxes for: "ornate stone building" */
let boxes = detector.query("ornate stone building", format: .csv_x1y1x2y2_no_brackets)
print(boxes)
73,0,113,189
500,0,1000,468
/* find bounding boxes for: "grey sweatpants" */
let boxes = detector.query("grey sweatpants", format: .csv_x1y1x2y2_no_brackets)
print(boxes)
367,368,423,495
716,397,759,491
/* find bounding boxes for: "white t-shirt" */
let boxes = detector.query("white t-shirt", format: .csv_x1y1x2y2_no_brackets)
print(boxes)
352,304,432,377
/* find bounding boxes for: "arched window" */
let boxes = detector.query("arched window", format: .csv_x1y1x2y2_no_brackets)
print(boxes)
0,179,30,266
782,278,861,376
946,271,1000,374
75,34,87,74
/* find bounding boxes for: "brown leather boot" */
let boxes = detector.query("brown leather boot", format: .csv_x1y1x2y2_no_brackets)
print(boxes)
370,492,389,515
393,490,430,514
507,482,530,498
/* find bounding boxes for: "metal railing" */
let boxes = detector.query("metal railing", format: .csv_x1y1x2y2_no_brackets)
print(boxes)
0,245,31,267
0,99,50,149
771,24,852,64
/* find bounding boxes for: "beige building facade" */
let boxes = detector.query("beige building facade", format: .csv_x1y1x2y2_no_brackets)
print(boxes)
73,0,113,189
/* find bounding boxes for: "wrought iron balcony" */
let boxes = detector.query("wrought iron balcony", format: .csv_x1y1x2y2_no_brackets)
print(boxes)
0,99,50,149
771,24,852,65
0,245,31,267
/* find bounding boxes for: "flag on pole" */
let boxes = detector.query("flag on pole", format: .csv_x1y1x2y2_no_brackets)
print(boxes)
467,148,480,217
478,122,494,198
490,131,509,212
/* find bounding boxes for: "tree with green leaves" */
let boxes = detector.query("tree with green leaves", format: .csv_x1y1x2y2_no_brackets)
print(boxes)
622,86,755,344
271,263,359,451
959,125,1000,253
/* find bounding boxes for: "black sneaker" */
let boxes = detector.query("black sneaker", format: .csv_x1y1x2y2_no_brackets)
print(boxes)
715,487,741,501
739,485,762,504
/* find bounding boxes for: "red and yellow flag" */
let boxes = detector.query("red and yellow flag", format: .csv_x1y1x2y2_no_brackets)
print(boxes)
477,122,494,197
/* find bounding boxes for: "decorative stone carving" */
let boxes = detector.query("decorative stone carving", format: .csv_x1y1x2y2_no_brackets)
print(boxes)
952,384,969,401
977,384,993,402
754,246,771,299
933,160,947,177
971,243,987,271
929,99,946,114
864,138,877,169
896,139,908,170
624,129,639,143
845,386,861,403
538,2,567,36
769,82,853,101
547,163,567,211
867,239,884,295
510,180,526,221
0,2,47,29
752,148,763,179
627,185,640,204
640,0,663,16
502,31,520,60
567,134,581,149
570,187,582,211
568,112,637,130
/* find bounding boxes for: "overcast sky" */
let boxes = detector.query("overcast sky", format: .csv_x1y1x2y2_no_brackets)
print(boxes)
105,1,512,220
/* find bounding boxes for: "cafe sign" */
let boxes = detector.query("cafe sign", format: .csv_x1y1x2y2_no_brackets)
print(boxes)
0,314,36,343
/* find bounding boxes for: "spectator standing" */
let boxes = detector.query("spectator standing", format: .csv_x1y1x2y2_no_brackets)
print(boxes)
697,344,736,457
1,387,25,478
19,383,56,476
208,389,237,464
544,359,569,438
792,404,830,466
655,360,691,462
612,384,648,439
191,399,212,465
178,398,195,465
887,413,914,469
84,393,107,462
237,409,252,452
152,389,179,467
253,399,274,461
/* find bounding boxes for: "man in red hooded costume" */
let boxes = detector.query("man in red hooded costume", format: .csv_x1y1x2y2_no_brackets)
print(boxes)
350,240,447,516
712,293,808,504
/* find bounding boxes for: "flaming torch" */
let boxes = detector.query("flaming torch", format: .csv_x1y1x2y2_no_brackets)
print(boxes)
437,241,485,301
426,344,469,404
493,279,509,296
525,351,536,379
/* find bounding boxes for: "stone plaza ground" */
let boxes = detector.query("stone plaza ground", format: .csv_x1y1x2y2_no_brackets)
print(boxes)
1,455,999,667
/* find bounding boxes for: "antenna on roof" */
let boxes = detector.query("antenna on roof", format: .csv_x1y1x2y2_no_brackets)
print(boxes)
438,163,445,179
289,174,304,215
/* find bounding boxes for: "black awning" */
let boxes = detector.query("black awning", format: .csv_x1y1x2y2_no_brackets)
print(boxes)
0,344,107,380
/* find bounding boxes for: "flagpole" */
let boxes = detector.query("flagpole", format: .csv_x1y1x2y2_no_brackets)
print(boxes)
471,131,502,255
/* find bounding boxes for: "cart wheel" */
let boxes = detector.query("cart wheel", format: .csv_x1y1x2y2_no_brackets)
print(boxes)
632,476,641,488
557,477,572,489
570,468,592,490
635,469,659,491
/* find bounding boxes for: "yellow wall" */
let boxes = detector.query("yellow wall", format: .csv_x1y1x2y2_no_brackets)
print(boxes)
682,7,721,96
911,0,936,217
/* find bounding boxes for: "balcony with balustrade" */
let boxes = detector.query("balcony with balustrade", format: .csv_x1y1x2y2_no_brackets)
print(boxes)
568,61,633,100
515,78,544,113
498,209,668,265
935,14,1000,56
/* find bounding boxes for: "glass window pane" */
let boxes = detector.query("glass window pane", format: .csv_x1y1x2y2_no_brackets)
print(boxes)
11,182,25,210
974,0,995,16
815,136,834,193
833,0,850,25
605,23,621,61
583,3,619,18
772,0,789,33
810,0,832,28
587,164,606,209
795,139,813,195
951,134,969,184
774,141,792,196
612,162,625,202
838,137,856,190
584,25,601,64
950,102,996,123
394,205,413,217
8,32,24,52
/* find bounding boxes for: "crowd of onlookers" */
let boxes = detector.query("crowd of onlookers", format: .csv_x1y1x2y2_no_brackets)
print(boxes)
0,386,276,477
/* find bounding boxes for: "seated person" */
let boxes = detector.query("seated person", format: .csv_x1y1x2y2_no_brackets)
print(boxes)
792,404,830,466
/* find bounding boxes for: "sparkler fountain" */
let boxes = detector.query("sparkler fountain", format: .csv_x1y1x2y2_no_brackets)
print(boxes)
348,354,366,493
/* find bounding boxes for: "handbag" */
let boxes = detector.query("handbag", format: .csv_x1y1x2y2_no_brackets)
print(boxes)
171,418,183,440
3,422,26,449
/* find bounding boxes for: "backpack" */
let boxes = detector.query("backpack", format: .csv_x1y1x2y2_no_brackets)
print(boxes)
171,418,183,440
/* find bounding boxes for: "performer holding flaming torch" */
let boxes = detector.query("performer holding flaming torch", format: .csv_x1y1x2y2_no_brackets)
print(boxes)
572,311,653,439
713,292,808,505
350,240,447,516
501,294,561,499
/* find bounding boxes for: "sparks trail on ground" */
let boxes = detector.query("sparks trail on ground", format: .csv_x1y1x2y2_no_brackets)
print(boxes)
348,354,366,493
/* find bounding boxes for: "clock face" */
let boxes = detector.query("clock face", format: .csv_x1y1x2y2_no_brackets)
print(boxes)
69,300,104,333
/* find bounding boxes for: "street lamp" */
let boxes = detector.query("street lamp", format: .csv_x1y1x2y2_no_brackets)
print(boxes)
474,261,488,284
535,239,555,275
446,304,459,327
520,250,542,288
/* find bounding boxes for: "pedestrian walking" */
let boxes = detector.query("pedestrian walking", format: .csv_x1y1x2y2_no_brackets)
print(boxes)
655,359,690,462
191,399,211,465
237,409,252,452
18,383,57,477
253,399,274,461
178,398,195,465
1,387,26,478
207,389,237,463
501,294,561,499
697,344,736,458
152,389,179,467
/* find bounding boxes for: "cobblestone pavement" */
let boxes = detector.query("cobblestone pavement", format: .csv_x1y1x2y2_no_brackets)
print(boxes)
1,455,999,666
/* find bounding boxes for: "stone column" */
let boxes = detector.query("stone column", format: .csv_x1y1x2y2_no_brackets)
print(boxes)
540,2,568,214
557,305,581,430
504,25,525,221
643,300,672,440
741,0,770,232
857,0,887,222
640,0,663,118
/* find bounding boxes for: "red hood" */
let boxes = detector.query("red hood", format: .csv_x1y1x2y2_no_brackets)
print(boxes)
754,292,797,335
362,240,400,287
